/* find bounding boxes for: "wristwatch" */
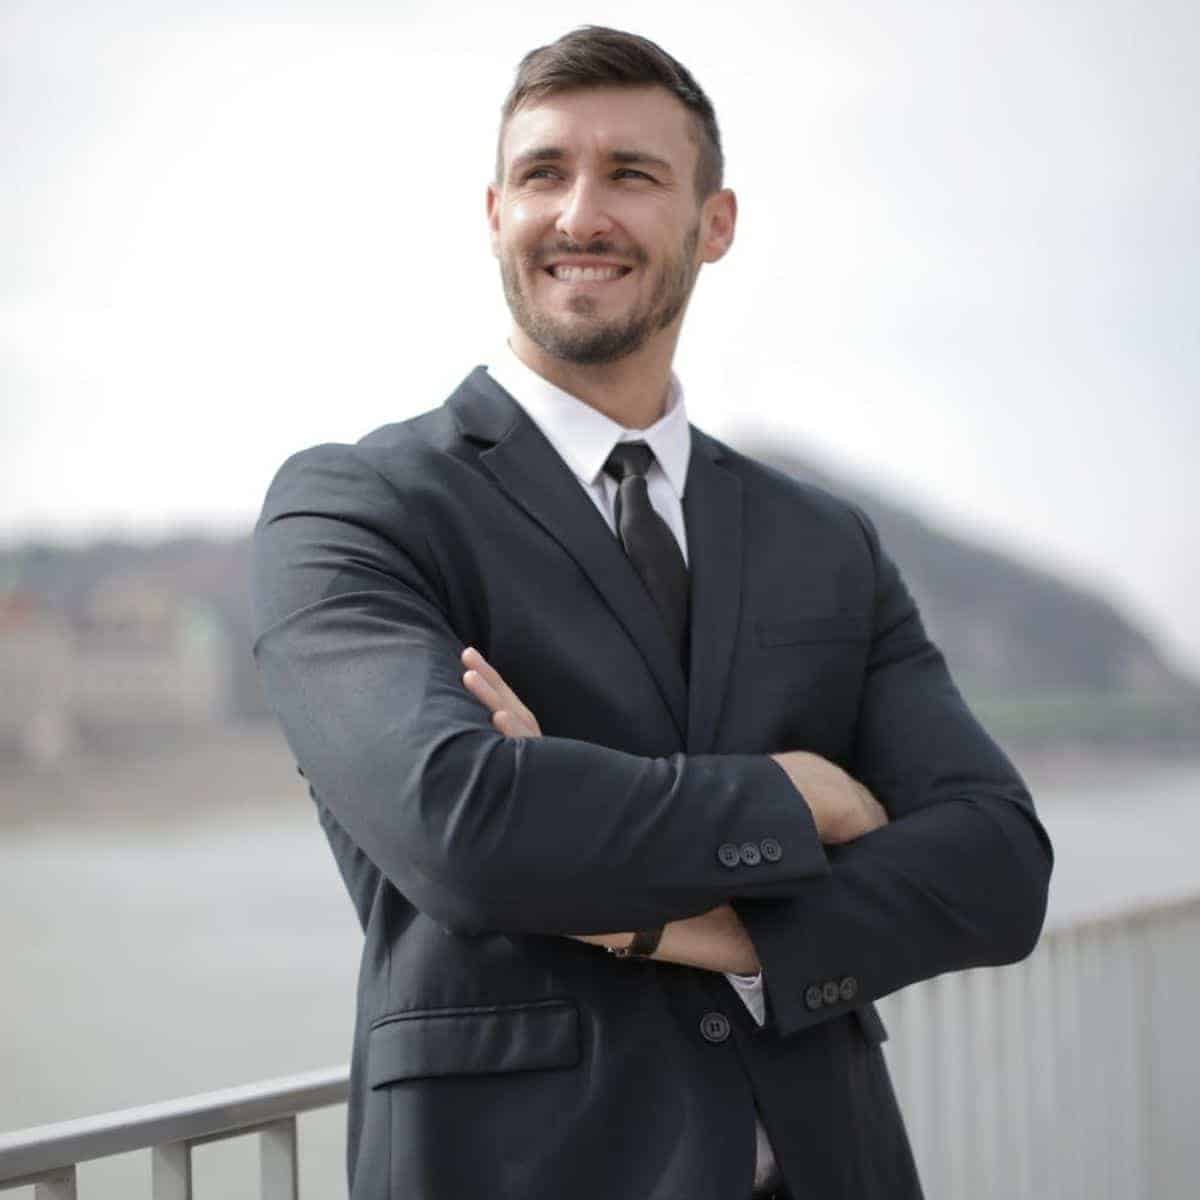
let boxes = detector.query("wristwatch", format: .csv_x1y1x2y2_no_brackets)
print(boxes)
606,926,664,959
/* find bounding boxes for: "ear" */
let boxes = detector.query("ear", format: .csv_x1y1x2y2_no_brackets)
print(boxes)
486,182,501,258
699,188,737,264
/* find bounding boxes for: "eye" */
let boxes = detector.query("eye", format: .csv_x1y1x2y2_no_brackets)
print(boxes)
522,167,558,182
614,168,653,181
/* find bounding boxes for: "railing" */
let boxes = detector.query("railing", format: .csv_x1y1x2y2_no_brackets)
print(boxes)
0,1067,347,1199
3,894,1198,1200
880,891,1200,1200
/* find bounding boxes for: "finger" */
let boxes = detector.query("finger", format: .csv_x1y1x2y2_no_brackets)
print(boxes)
492,709,535,739
857,785,889,831
462,645,502,687
463,669,503,714
462,647,539,732
463,647,521,711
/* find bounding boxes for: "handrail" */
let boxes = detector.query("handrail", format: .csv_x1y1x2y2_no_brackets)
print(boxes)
4,890,1200,1197
1042,883,1200,935
0,1065,347,1197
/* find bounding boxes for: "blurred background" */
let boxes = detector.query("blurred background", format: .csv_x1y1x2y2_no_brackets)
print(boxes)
2,1,1197,1197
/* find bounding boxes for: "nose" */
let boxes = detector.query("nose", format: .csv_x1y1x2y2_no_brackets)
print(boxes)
555,174,614,246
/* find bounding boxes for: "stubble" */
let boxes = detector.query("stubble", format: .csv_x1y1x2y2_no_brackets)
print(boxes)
500,223,701,366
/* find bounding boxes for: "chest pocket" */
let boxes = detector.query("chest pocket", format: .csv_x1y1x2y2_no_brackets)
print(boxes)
755,615,871,647
740,615,872,760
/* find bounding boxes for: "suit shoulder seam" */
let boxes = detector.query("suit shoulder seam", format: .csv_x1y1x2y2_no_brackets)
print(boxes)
339,441,455,612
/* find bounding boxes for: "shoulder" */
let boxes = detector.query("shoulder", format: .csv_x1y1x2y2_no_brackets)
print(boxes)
258,402,464,524
690,425,877,554
252,411,463,637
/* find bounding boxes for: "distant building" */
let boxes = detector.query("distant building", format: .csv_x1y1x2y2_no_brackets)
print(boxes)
71,576,231,737
0,590,73,763
0,578,232,762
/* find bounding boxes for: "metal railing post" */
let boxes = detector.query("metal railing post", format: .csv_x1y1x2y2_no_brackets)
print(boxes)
33,1168,76,1200
260,1117,299,1200
5,895,1200,1200
0,1065,346,1196
152,1141,192,1200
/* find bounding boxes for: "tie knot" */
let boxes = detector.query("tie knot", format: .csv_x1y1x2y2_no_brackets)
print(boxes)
603,441,655,483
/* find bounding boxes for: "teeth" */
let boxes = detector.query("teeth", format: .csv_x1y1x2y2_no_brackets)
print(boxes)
551,265,625,282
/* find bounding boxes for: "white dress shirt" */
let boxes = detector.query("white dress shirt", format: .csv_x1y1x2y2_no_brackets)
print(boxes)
486,342,780,1192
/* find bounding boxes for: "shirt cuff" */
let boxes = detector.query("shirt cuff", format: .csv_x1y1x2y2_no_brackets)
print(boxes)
724,970,766,1026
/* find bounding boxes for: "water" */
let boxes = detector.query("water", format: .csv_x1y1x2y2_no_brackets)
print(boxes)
1037,756,1200,929
0,773,362,1198
3,737,1199,1198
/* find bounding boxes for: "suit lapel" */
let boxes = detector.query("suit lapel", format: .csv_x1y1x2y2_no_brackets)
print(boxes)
449,368,689,742
683,431,744,754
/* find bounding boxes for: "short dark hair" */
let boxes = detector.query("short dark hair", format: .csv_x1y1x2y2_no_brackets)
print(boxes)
497,25,724,200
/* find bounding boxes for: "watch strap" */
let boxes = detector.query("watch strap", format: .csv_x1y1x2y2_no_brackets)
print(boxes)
608,926,664,959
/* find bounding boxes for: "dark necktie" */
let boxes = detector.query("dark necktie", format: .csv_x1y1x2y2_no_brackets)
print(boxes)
603,442,690,671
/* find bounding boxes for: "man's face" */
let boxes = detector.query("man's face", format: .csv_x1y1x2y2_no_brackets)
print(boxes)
488,86,728,366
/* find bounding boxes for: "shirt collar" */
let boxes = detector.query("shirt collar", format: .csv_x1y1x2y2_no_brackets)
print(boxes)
486,341,691,499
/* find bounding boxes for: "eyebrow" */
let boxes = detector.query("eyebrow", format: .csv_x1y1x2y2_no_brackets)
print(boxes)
610,149,674,175
508,146,676,178
508,146,565,177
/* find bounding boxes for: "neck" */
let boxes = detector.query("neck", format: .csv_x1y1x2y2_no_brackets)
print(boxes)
508,326,680,430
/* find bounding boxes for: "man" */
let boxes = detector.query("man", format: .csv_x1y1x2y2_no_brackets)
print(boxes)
252,25,1053,1200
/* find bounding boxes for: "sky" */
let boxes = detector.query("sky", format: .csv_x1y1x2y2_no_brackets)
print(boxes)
3,0,1198,674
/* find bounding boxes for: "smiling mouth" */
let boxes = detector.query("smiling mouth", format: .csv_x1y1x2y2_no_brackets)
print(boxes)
545,265,633,283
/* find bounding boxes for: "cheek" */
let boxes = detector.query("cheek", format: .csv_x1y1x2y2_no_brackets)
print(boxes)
504,200,548,244
628,214,677,259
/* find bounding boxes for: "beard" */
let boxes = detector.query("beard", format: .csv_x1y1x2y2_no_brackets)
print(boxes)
500,223,701,366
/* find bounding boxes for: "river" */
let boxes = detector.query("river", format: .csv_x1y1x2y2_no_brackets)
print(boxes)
2,730,1198,1198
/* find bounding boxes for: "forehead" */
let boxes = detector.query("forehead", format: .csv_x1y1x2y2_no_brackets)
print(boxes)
500,85,697,172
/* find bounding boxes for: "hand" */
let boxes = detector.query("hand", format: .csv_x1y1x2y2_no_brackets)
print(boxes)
768,749,889,844
557,907,761,974
460,646,542,739
460,649,632,949
457,647,760,973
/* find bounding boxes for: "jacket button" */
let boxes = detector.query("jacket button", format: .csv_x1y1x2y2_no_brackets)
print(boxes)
822,980,840,1006
760,837,783,862
700,1012,731,1043
717,843,741,868
739,841,762,866
839,975,858,1002
804,985,824,1011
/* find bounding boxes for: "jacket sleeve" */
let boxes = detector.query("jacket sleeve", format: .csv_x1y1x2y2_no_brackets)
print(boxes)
732,504,1054,1038
252,442,829,936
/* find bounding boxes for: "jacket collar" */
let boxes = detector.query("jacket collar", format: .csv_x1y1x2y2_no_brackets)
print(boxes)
447,367,742,752
485,342,691,500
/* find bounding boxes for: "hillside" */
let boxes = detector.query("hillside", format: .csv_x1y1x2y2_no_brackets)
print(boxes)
747,444,1200,748
3,448,1197,753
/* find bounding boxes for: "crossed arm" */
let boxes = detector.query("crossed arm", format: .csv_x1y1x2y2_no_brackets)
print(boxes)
254,444,1052,1037
459,644,888,975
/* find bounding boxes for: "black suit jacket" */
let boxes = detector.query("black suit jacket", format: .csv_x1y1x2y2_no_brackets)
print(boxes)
252,366,1053,1200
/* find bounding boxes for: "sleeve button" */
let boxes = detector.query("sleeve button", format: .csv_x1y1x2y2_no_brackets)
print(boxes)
804,985,824,1011
760,837,782,862
839,976,858,1002
739,841,762,866
822,980,840,1006
717,843,742,868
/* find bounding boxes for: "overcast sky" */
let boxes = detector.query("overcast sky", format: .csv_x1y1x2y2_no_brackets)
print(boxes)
3,0,1197,674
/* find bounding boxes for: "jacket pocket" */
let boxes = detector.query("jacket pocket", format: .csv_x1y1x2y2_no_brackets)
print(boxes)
852,1002,889,1045
756,616,871,646
367,998,580,1088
